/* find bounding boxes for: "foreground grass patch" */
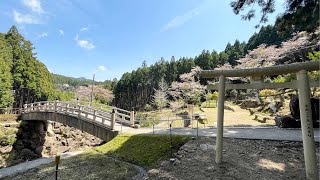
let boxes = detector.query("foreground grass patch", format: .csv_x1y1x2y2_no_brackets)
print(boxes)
94,134,191,167
0,114,18,122
4,152,138,180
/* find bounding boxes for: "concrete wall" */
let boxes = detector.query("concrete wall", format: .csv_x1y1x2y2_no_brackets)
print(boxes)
20,112,119,142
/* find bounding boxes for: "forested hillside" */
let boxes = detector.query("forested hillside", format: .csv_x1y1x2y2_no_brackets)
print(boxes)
113,1,319,111
52,74,115,89
0,26,54,109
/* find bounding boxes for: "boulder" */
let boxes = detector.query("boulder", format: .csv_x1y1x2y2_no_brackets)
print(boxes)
0,146,12,154
44,137,56,147
240,100,259,109
290,95,319,122
24,140,37,149
58,146,69,153
53,122,62,129
48,145,57,155
20,148,37,159
47,123,55,137
13,140,24,151
34,146,44,155
35,122,45,134
0,137,10,146
147,169,160,178
275,116,300,128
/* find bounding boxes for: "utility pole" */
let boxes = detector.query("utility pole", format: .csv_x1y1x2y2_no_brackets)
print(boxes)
90,74,95,106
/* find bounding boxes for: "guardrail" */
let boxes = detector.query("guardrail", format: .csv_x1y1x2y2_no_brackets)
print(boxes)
21,101,135,130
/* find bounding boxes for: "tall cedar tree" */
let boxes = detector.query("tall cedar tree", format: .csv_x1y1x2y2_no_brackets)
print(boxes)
0,33,14,108
5,26,54,108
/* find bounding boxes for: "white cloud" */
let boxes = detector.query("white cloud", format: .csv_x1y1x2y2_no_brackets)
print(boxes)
161,0,212,32
13,10,41,24
58,29,64,35
22,0,44,14
98,65,106,71
80,27,89,31
38,32,48,38
74,34,95,50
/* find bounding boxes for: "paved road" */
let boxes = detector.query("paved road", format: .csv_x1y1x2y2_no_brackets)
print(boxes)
123,127,320,142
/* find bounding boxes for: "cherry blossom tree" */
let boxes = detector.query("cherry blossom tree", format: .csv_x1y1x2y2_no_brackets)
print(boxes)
169,66,206,105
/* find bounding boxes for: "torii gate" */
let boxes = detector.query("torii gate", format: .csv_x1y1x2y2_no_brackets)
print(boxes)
201,60,320,180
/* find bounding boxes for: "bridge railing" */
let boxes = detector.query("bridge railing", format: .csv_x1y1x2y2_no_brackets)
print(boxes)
22,101,135,130
0,108,23,114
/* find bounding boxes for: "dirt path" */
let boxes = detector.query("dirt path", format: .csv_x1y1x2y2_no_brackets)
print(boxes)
147,137,320,180
0,151,83,179
0,152,146,180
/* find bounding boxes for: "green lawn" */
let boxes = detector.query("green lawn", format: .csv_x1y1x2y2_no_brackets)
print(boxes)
94,134,191,167
138,101,275,128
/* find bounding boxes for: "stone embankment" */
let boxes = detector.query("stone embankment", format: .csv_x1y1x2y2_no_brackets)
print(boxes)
0,120,103,168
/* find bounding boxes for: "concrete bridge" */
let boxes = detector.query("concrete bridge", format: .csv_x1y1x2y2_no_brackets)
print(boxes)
19,101,135,141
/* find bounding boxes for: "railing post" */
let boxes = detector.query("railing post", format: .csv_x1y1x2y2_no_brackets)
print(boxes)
297,70,318,180
23,104,27,113
78,105,81,117
55,100,58,112
45,102,48,111
111,109,116,130
130,111,135,127
66,103,69,114
216,75,225,164
93,110,96,121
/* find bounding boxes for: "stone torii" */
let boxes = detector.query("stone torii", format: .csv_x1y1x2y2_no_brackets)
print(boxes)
200,60,320,180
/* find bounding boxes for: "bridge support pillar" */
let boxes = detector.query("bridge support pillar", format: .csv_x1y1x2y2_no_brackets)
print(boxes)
297,70,318,180
216,75,225,164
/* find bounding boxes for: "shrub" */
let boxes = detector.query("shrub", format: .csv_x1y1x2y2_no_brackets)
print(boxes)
259,89,277,97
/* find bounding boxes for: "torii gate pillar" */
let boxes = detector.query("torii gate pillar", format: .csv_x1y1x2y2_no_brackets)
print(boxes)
216,75,225,163
297,70,319,180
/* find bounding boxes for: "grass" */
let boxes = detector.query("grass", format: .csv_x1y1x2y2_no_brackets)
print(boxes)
4,152,139,180
198,103,275,127
3,134,191,179
0,126,17,145
94,134,191,168
201,100,217,108
0,114,18,122
139,101,276,128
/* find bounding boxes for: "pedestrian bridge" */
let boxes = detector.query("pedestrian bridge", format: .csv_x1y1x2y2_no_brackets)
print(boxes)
20,101,135,141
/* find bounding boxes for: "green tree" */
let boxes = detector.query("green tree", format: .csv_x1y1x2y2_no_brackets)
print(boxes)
211,50,219,68
5,25,54,107
219,52,229,65
195,50,212,70
0,33,14,108
230,0,319,32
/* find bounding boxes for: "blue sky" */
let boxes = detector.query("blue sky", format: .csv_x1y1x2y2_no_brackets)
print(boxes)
1,0,285,81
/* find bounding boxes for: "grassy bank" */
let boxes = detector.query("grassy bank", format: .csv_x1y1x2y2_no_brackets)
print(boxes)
94,134,191,167
3,134,191,180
